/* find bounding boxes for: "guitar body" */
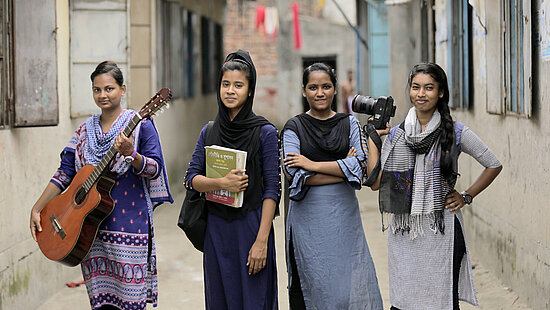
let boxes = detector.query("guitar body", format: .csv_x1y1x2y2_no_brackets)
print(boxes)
36,165,116,267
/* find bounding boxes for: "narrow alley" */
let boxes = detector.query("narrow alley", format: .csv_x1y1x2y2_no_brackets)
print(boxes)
38,190,532,310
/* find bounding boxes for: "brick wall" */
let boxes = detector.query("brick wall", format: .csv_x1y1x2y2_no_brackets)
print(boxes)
223,0,322,78
223,0,327,126
224,0,278,78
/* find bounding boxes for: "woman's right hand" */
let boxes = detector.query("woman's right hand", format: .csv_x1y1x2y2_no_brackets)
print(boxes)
30,209,42,242
221,169,248,193
29,183,62,241
375,122,391,136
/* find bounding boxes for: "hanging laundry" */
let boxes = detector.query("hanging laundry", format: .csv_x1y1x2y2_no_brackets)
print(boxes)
265,7,278,39
256,6,266,32
317,0,326,10
291,2,302,49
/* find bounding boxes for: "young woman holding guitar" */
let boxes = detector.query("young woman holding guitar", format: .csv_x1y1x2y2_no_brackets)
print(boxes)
29,61,173,310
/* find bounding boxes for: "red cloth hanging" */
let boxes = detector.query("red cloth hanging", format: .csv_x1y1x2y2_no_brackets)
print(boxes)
291,2,302,49
256,6,266,32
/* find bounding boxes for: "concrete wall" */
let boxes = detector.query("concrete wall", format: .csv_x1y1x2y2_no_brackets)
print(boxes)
386,1,424,124
0,2,83,309
152,0,224,194
434,1,550,308
0,0,223,308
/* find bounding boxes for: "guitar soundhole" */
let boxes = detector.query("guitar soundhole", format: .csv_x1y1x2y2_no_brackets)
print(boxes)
75,188,86,205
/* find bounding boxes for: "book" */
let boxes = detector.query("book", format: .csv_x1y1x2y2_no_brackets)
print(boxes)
204,145,247,208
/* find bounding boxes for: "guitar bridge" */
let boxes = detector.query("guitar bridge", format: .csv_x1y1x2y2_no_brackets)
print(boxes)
50,215,66,239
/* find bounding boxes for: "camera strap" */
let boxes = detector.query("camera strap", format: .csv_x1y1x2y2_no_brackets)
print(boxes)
364,122,383,187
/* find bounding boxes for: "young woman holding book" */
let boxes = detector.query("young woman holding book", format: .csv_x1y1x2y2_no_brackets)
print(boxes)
281,63,383,309
184,50,280,309
366,63,502,309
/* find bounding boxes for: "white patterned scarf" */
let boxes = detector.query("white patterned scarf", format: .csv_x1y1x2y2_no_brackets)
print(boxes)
379,108,452,239
81,109,135,169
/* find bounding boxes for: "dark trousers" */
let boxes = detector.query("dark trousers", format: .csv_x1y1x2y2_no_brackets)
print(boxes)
288,231,306,310
391,216,466,310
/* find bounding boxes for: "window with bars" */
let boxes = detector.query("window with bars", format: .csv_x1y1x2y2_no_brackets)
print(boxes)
501,0,531,116
201,17,222,95
448,0,473,110
160,1,220,99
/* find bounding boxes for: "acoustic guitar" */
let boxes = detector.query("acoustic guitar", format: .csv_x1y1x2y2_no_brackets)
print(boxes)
36,88,172,267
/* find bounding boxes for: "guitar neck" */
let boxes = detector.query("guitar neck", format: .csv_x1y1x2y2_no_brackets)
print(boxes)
82,113,143,192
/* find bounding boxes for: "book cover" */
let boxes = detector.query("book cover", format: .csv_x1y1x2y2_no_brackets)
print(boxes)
204,145,247,208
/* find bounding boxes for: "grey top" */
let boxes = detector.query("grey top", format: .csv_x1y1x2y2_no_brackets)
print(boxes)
385,124,501,310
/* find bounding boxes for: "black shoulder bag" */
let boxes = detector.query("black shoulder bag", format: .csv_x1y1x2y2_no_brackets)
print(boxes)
177,121,213,252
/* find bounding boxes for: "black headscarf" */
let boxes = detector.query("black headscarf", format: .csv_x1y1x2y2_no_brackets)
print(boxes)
283,113,350,162
205,49,273,221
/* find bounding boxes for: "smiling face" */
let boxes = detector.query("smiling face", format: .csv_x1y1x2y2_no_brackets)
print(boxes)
303,70,336,113
92,73,126,112
409,72,443,116
220,69,250,119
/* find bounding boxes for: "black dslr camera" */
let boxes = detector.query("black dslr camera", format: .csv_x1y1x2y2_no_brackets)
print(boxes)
351,95,396,129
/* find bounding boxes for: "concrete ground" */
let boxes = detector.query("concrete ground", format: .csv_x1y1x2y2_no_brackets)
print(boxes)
38,190,532,310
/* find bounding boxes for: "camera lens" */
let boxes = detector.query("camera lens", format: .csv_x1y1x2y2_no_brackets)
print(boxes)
351,95,376,114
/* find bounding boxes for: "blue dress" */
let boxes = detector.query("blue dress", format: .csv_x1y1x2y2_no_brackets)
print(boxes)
282,115,383,310
185,124,280,310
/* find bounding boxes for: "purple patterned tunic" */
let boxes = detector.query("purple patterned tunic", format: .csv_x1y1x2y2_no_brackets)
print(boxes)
50,110,172,310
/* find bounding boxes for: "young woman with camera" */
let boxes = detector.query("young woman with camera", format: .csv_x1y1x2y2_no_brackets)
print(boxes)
281,63,383,310
184,50,280,309
366,63,502,309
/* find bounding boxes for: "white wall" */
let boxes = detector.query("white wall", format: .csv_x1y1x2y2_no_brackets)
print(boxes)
434,1,550,308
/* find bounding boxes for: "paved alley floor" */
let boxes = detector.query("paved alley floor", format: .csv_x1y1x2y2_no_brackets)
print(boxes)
38,190,532,310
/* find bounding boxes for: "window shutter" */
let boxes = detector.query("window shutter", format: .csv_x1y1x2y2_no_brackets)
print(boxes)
521,0,532,117
70,0,129,117
13,0,58,127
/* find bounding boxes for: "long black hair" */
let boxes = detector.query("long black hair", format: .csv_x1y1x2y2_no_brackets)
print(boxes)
408,63,455,180
90,60,124,86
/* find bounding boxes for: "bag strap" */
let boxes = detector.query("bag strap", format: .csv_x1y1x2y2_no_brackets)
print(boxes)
363,122,382,187
205,121,214,141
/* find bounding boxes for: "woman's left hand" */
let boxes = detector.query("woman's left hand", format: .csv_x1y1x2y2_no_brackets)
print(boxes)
284,153,317,171
347,147,357,158
247,239,267,275
445,190,466,212
114,133,134,156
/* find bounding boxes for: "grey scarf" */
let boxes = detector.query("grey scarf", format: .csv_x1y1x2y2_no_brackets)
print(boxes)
380,108,454,239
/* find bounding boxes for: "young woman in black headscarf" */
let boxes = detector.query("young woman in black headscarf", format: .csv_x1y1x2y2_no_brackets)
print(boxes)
184,50,280,309
281,63,383,309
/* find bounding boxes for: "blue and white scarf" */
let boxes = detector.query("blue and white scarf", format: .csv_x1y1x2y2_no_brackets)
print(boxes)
83,109,135,166
67,109,173,206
